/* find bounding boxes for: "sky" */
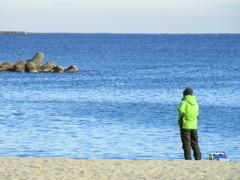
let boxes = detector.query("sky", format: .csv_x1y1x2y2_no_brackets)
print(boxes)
0,0,240,33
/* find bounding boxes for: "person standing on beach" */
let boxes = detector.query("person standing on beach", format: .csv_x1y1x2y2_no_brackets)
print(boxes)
178,87,201,160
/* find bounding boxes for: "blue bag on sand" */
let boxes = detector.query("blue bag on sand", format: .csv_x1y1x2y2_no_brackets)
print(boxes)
209,151,230,161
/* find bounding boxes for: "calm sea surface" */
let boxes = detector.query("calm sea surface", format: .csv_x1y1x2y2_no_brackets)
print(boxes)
0,33,239,160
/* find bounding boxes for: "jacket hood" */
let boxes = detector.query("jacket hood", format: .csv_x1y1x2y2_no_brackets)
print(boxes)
182,95,198,106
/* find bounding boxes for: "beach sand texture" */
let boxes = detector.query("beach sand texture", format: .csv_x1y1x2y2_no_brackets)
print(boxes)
0,157,239,180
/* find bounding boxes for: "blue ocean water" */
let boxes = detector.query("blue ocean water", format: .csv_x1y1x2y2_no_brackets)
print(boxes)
0,33,239,161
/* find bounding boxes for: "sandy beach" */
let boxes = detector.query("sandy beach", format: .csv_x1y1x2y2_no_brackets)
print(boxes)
0,157,239,180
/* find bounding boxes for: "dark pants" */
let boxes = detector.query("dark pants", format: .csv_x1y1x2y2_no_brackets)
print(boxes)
180,128,201,160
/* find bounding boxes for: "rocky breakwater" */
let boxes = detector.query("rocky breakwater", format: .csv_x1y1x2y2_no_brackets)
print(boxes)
0,52,78,73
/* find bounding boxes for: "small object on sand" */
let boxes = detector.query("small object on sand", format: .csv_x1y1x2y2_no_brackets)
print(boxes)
209,151,230,161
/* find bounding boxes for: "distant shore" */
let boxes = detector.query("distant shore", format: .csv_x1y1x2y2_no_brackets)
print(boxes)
0,31,27,34
0,157,239,180
2,31,239,35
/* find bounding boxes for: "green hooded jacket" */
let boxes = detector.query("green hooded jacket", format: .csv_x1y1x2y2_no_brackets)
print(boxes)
178,95,199,129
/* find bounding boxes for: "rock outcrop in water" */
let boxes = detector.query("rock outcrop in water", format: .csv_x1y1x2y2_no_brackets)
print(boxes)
0,52,78,73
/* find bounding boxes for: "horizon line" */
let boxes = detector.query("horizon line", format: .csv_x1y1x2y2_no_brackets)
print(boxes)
26,32,240,34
